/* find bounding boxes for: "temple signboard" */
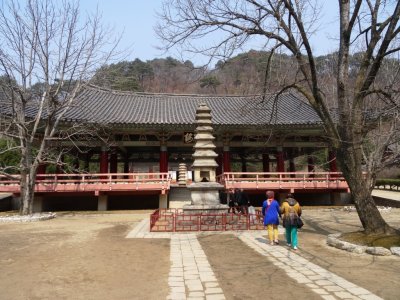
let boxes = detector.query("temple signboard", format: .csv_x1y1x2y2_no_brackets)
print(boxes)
183,132,195,144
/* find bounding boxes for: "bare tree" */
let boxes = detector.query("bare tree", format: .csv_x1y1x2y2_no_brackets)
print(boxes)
157,0,400,234
0,0,120,215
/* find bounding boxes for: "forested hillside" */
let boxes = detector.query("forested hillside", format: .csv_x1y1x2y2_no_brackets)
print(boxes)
92,50,399,98
92,57,202,94
92,51,297,95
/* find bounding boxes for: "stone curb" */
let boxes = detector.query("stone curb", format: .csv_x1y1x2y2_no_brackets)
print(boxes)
390,247,400,256
327,233,399,256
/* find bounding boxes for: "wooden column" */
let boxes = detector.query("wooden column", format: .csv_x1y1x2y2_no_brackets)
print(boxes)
241,153,247,173
84,152,92,172
216,148,223,176
109,148,118,174
307,152,315,177
100,148,109,173
56,154,65,174
262,153,270,173
289,149,296,178
223,146,231,172
329,150,337,172
36,163,46,181
329,149,337,177
73,157,80,172
276,148,285,172
160,145,168,173
123,154,130,173
37,164,46,174
71,157,80,181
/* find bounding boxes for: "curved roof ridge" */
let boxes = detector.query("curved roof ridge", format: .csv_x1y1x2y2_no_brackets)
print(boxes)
85,84,287,99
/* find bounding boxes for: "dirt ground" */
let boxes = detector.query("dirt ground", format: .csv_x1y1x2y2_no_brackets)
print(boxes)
0,211,170,300
198,234,321,300
0,208,399,300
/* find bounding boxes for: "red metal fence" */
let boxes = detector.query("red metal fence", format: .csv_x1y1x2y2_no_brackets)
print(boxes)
150,208,265,232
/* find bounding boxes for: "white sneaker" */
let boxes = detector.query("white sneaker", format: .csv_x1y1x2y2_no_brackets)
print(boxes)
293,246,298,250
287,243,291,247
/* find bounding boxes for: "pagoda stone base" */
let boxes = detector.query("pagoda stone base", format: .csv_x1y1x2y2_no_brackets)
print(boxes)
182,204,229,215
183,182,228,214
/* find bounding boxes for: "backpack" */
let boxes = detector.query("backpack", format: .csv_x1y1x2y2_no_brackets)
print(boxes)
288,204,298,226
283,198,298,227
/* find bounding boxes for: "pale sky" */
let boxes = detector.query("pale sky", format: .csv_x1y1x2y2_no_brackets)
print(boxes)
80,0,340,67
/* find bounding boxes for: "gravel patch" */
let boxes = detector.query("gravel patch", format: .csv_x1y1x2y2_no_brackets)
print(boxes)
0,212,56,223
343,206,392,213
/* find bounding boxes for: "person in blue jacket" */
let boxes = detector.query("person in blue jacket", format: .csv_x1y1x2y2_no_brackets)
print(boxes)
262,190,281,245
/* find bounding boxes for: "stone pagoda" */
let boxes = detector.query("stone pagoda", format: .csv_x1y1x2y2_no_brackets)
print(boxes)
183,103,227,214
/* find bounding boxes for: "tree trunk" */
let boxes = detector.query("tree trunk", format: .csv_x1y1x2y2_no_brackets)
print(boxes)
19,172,35,215
19,141,36,215
335,2,396,235
338,147,396,234
349,179,393,234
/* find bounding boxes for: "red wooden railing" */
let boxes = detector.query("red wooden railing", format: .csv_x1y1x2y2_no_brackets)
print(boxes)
0,171,349,194
0,173,171,194
218,172,349,191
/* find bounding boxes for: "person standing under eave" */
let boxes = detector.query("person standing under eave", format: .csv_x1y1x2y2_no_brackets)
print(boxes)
262,190,281,245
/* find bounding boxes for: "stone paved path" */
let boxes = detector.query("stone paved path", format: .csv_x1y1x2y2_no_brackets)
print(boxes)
168,234,225,300
127,219,383,300
372,189,400,201
238,232,382,300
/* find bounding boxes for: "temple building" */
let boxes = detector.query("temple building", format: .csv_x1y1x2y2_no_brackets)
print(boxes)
69,85,327,173
1,85,348,211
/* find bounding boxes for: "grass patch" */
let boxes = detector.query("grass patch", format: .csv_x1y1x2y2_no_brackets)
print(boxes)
341,231,400,249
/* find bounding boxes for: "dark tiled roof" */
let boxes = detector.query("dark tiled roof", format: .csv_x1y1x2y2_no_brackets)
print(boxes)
62,86,322,126
0,86,322,126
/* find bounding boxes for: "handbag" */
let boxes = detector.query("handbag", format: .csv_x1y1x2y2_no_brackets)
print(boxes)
296,216,304,229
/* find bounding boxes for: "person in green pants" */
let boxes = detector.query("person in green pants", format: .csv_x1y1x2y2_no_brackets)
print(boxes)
280,194,302,250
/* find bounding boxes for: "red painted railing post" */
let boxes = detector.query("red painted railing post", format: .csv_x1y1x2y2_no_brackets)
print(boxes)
256,174,259,189
196,215,200,231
